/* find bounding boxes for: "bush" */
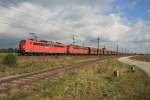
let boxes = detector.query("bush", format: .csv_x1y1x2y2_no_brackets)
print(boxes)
2,53,17,65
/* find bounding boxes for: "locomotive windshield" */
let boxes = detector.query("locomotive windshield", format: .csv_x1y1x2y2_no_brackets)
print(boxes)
19,40,25,49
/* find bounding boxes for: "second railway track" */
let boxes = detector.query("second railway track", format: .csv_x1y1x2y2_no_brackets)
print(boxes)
0,57,107,96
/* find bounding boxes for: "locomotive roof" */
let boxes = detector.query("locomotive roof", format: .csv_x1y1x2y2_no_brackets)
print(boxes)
69,44,89,48
26,39,66,45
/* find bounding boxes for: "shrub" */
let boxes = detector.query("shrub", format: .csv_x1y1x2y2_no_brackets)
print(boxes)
2,53,17,65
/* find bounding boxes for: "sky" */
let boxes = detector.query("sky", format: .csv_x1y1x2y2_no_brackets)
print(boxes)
0,0,150,54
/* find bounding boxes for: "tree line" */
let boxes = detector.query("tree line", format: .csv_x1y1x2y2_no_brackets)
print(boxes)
0,48,17,53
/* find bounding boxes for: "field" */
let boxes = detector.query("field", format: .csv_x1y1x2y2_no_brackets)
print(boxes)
0,56,149,100
130,55,150,62
0,53,103,78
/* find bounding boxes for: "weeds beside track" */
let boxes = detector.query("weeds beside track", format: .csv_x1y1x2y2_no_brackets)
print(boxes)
0,57,107,96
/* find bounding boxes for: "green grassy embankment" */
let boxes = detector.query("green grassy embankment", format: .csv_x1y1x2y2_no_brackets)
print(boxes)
3,58,150,100
0,53,100,78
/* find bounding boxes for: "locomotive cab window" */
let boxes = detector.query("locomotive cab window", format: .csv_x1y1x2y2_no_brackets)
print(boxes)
20,40,26,46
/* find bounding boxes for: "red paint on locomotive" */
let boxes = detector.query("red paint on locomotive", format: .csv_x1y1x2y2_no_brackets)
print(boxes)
90,48,98,54
19,39,128,55
19,39,67,54
67,45,89,54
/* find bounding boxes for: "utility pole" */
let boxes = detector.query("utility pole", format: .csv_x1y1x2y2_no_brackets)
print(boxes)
97,35,100,49
116,41,119,54
124,48,126,53
72,34,76,45
82,41,85,46
116,44,119,52
97,34,101,55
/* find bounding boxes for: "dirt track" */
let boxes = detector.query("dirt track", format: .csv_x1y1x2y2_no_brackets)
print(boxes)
118,56,150,76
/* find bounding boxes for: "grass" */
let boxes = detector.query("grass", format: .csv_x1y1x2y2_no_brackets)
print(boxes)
2,58,150,100
0,53,100,78
2,53,17,65
0,53,11,57
130,55,150,62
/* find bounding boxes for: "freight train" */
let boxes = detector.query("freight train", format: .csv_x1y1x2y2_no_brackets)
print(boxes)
18,39,128,55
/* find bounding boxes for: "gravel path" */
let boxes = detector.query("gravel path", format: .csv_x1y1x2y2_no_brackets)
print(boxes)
118,56,150,76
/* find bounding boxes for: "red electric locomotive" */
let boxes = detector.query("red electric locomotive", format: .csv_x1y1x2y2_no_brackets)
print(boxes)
19,39,128,56
67,45,89,55
19,39,67,55
90,48,98,55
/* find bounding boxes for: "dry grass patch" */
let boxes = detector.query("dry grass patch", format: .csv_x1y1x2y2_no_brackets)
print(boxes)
0,54,99,78
2,58,150,100
130,55,150,62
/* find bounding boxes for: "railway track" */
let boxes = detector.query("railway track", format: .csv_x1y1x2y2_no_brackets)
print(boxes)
0,57,107,96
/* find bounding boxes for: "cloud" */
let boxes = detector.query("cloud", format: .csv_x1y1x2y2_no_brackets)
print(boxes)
0,0,149,54
147,9,150,13
120,19,150,53
0,1,128,43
